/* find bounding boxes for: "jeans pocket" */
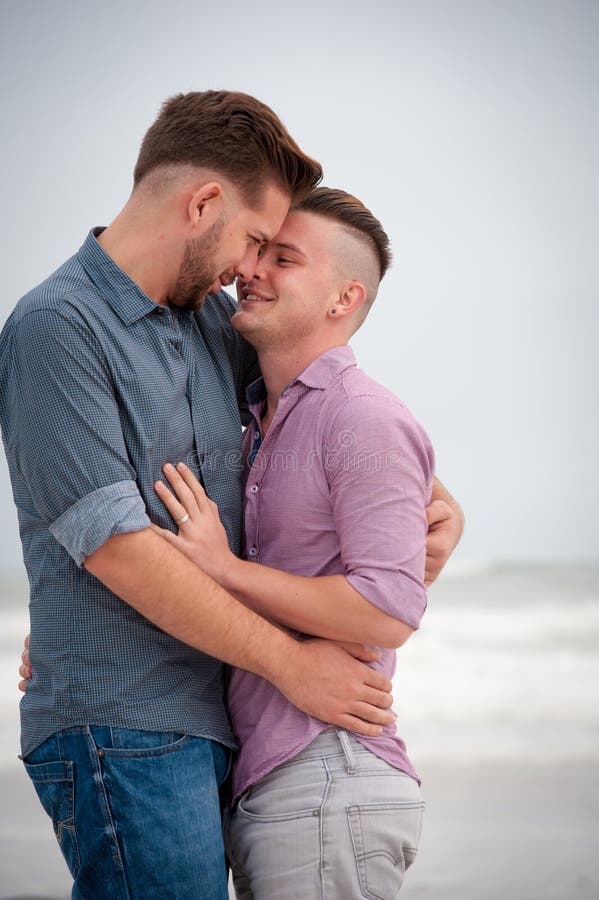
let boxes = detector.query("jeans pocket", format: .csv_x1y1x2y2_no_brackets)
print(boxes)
90,726,191,758
236,787,321,823
23,758,81,878
347,800,425,900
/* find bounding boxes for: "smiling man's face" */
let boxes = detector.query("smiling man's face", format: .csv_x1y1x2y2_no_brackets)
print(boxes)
231,210,341,348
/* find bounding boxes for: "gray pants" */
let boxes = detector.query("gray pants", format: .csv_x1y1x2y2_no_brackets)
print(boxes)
224,730,424,899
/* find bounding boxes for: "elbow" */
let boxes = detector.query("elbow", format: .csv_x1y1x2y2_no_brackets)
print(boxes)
370,619,414,650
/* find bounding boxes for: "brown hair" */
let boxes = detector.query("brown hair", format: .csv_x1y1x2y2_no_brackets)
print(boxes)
134,91,322,205
292,187,391,280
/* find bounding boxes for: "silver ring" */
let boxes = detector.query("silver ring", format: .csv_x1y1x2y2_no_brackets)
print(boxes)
176,513,190,526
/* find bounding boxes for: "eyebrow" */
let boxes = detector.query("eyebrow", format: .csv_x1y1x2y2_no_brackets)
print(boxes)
272,241,307,257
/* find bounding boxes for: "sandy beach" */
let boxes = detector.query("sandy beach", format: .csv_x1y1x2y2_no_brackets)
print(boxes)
1,566,598,899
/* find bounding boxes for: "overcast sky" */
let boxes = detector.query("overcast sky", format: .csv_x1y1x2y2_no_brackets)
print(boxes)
0,0,597,570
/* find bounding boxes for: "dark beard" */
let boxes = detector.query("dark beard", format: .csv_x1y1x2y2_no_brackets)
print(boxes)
170,218,225,311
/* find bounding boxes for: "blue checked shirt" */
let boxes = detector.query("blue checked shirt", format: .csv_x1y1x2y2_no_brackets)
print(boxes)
0,229,259,757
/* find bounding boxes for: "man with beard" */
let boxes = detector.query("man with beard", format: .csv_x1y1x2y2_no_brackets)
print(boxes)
152,188,456,898
7,94,463,898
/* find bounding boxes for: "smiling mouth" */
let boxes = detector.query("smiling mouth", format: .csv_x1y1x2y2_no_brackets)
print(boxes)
240,283,275,303
243,293,274,302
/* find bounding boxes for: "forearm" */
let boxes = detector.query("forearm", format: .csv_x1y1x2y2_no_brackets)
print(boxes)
84,528,397,736
84,528,296,683
222,559,413,649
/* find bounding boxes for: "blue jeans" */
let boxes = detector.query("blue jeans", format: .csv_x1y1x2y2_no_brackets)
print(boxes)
23,725,232,899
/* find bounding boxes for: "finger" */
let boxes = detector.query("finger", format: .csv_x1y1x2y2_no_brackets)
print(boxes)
154,478,189,526
150,524,180,547
175,462,210,510
426,499,452,527
333,715,384,737
18,679,27,693
427,532,452,558
19,664,31,679
21,647,30,666
361,668,392,693
150,523,177,539
425,552,441,586
25,634,30,649
348,701,396,726
358,685,394,709
337,642,381,663
162,463,202,518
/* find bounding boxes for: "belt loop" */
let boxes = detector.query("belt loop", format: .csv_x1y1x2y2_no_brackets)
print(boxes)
337,730,357,775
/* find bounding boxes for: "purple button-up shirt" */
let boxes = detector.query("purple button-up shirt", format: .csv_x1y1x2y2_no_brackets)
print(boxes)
228,346,434,801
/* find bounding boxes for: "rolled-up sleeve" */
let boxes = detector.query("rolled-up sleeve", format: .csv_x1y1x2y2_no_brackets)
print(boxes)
8,307,150,564
325,394,434,629
50,480,150,566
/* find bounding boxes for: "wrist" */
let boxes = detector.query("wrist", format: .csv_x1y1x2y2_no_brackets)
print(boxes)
221,555,246,593
255,625,301,688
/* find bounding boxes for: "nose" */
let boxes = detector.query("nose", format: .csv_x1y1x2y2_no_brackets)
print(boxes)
234,244,262,281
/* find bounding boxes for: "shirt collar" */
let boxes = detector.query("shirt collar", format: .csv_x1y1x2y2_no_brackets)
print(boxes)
246,345,357,405
77,228,162,325
294,345,357,389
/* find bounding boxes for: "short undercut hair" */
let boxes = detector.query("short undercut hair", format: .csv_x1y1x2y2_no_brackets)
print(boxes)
134,91,322,205
292,187,391,281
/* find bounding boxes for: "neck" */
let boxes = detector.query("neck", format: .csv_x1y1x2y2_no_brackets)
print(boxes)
96,201,178,305
257,339,348,426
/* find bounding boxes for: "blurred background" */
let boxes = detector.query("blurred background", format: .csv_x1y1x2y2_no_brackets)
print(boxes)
0,1,597,897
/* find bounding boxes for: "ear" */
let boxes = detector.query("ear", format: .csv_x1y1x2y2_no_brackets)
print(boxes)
187,181,223,230
328,281,367,319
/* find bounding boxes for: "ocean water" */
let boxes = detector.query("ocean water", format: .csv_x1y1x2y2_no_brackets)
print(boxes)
395,565,599,766
1,564,598,769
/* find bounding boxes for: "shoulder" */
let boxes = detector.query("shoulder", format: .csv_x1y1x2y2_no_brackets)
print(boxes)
324,364,424,433
321,366,434,476
5,254,95,338
0,269,106,376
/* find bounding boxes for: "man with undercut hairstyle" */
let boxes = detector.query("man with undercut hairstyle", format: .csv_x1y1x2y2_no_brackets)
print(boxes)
153,188,459,898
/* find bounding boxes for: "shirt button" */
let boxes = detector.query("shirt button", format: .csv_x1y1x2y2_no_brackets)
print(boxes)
248,546,258,557
250,484,259,494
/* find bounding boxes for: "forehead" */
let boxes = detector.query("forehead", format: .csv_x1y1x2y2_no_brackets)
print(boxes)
245,183,290,234
272,210,337,257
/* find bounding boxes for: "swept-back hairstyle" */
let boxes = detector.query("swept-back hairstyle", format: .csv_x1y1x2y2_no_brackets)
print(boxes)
292,187,391,280
134,91,322,205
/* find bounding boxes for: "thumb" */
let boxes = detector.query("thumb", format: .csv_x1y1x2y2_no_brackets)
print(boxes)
336,642,381,663
150,524,179,546
426,499,452,527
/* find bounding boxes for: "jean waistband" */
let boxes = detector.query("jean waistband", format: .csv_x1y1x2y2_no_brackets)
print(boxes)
290,730,370,770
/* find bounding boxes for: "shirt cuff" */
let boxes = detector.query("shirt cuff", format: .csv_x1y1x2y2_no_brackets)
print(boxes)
346,571,427,630
50,480,152,567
